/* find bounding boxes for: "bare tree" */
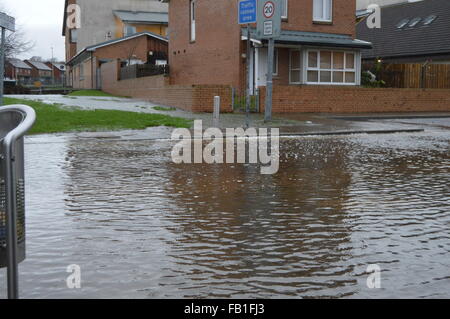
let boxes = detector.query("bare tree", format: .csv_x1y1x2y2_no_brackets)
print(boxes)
0,3,35,58
3,28,34,58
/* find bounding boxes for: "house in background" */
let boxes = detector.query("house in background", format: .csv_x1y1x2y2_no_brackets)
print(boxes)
357,0,450,64
24,60,53,84
67,31,168,89
4,58,32,84
62,0,168,87
113,10,168,38
166,0,371,94
45,62,67,85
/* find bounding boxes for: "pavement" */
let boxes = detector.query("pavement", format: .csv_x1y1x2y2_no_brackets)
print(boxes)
6,94,450,140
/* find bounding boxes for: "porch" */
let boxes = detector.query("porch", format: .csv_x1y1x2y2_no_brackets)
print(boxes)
242,28,372,93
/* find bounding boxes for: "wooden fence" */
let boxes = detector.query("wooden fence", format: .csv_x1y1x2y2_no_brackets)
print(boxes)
120,64,169,81
371,63,450,89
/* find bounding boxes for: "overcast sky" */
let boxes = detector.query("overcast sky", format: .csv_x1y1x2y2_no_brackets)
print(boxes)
1,0,65,61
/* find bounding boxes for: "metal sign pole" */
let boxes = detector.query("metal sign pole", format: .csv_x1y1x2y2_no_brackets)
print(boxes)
265,37,274,122
238,0,257,127
256,0,280,123
245,24,251,128
0,27,5,106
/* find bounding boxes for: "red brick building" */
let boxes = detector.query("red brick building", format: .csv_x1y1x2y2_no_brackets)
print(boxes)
45,62,67,85
4,59,32,84
67,31,168,89
24,60,53,84
165,0,371,93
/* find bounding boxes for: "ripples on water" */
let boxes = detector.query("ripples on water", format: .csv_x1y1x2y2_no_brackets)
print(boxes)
0,130,449,298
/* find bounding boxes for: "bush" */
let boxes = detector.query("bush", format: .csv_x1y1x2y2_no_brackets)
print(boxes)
361,71,386,88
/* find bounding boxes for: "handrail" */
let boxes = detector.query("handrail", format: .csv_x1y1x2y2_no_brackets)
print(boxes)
0,104,35,299
0,105,36,143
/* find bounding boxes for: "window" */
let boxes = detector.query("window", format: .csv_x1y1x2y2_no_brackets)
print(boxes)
79,63,84,80
70,29,78,43
190,0,196,42
408,17,421,28
289,50,301,84
423,15,437,26
306,50,356,84
313,0,332,22
124,25,136,36
396,19,410,29
273,49,279,75
281,0,288,20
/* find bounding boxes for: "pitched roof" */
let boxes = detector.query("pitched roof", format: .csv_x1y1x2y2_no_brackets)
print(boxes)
113,10,168,24
7,58,32,69
356,0,450,59
26,60,52,71
67,31,168,66
50,62,66,71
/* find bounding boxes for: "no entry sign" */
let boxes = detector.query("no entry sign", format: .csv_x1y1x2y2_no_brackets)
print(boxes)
257,0,281,39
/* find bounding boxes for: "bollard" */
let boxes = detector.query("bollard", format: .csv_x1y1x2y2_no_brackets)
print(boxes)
213,96,220,128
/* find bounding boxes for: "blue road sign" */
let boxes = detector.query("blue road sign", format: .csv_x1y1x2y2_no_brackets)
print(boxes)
238,0,257,24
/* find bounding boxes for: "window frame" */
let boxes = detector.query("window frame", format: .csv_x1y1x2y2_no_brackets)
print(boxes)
190,0,196,42
273,48,279,76
305,49,357,85
313,0,333,23
70,29,78,43
281,0,288,20
124,25,137,36
289,49,302,84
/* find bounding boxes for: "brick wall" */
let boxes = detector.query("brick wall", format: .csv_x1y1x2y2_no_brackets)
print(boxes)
259,85,450,113
168,0,243,89
101,60,233,112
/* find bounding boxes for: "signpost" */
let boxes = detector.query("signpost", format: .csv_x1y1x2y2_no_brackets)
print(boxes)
257,0,281,122
238,0,257,128
0,12,15,106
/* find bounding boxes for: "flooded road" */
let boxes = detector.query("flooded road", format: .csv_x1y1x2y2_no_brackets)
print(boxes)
0,123,449,298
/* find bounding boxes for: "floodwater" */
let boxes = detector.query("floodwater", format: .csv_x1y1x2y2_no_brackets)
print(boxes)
0,122,449,298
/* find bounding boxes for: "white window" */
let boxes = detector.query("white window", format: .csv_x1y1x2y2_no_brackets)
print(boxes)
124,25,136,36
281,0,288,19
70,29,78,43
313,0,332,22
190,0,196,42
273,49,279,75
306,50,356,85
289,50,302,84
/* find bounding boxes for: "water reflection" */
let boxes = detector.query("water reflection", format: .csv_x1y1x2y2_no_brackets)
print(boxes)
0,130,448,298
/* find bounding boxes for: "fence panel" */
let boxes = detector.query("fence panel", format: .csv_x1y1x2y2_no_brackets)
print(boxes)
376,63,450,89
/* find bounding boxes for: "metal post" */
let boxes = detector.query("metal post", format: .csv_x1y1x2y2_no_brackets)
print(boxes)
264,38,274,122
0,27,5,106
245,25,251,128
1,104,36,299
213,96,220,128
5,138,19,299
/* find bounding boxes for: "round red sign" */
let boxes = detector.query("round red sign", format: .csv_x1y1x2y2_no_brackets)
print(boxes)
263,1,275,19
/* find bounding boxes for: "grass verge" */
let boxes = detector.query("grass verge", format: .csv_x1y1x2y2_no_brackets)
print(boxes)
2,97,192,135
68,90,121,97
153,106,177,111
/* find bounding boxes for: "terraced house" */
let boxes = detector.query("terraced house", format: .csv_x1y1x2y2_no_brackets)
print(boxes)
165,0,371,93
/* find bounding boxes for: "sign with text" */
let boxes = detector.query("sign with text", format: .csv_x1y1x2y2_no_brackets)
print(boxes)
0,12,15,32
238,0,257,24
257,0,281,39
